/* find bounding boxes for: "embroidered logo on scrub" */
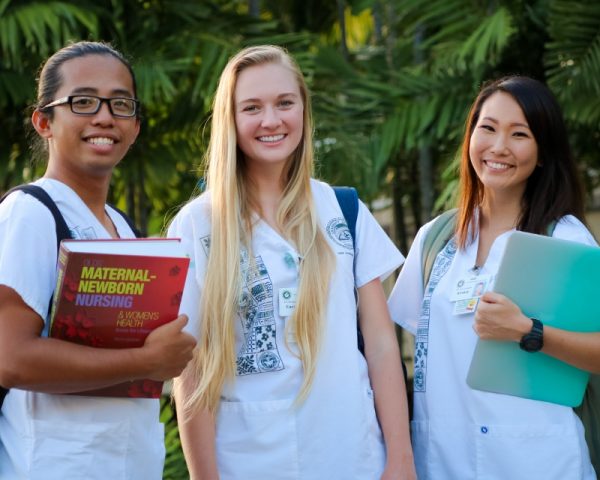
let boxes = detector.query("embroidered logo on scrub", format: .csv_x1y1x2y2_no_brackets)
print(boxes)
72,225,97,239
326,217,353,250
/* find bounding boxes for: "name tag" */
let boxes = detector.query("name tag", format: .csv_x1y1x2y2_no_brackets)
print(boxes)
453,298,480,315
279,287,298,317
450,274,491,302
451,273,491,316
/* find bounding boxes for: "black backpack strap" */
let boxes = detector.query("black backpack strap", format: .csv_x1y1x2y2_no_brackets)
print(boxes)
0,184,73,411
0,187,140,411
108,204,141,238
1,184,72,250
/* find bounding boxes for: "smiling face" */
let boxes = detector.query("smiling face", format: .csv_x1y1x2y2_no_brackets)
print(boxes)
33,54,140,181
469,91,538,199
234,62,304,172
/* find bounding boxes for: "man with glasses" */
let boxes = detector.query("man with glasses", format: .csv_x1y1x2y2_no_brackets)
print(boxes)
0,41,195,480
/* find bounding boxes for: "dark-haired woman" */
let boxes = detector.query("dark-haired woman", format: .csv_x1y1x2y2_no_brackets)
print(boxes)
389,76,597,479
0,41,195,479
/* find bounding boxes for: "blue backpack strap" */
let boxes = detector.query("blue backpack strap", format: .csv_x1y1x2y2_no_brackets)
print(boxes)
333,186,409,386
333,186,363,353
333,186,358,249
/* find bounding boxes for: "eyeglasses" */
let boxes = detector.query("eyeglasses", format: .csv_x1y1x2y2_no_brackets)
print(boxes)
41,95,139,118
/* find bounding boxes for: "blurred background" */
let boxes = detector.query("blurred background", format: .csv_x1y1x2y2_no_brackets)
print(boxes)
2,1,599,477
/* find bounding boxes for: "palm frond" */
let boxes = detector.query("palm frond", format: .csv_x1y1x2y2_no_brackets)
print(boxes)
545,0,600,125
0,1,98,67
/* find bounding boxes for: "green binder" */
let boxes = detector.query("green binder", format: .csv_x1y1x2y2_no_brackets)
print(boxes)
467,231,600,407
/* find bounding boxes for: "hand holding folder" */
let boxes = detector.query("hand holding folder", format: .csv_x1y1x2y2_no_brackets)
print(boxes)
467,231,600,406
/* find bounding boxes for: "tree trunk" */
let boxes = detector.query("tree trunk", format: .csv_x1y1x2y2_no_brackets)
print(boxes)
414,24,434,221
418,145,433,221
372,0,383,44
408,154,421,233
137,159,148,237
248,0,259,17
126,174,137,233
336,0,349,60
392,162,408,254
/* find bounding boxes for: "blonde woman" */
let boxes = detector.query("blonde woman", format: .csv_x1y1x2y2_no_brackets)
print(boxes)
169,45,416,479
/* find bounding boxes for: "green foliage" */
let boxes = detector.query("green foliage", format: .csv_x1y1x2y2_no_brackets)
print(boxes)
0,1,98,68
2,0,600,471
546,1,600,125
2,0,599,230
160,396,189,480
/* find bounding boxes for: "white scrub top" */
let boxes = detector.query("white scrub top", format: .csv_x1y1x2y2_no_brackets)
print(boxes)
389,214,597,480
169,179,405,479
0,179,165,480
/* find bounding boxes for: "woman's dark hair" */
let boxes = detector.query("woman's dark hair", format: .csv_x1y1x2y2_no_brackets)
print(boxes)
30,41,138,161
455,75,586,248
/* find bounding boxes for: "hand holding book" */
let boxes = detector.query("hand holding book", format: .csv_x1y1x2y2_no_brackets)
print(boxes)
50,238,195,398
141,314,196,382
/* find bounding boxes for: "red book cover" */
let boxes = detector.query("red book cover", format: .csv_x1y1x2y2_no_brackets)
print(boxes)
49,238,190,398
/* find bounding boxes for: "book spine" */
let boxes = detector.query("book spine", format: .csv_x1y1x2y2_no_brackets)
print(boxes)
49,243,70,328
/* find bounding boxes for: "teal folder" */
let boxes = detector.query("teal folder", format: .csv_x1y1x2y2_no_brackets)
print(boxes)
466,231,600,406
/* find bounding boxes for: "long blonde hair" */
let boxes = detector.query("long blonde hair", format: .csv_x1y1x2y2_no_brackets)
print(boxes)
181,45,334,415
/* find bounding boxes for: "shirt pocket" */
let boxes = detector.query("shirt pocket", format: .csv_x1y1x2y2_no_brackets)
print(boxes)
475,423,582,480
30,418,130,480
216,398,299,480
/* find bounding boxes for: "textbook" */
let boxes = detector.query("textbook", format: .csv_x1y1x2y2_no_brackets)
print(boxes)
49,238,190,398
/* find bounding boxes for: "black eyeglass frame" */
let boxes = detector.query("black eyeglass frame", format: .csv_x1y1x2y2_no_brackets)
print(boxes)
40,95,140,118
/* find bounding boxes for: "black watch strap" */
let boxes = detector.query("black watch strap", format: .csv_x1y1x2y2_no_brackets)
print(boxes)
519,317,544,352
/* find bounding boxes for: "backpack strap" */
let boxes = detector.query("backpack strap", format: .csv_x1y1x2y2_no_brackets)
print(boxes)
545,217,600,471
575,373,600,473
332,187,358,250
421,208,458,290
0,184,74,411
333,186,409,387
546,220,557,237
333,186,362,353
0,185,141,411
1,184,72,250
108,204,141,238
421,212,558,291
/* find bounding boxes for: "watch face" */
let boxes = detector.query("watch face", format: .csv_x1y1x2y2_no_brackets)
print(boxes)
521,336,543,352
520,318,544,352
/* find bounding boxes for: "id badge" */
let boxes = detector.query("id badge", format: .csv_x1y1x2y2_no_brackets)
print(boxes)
279,287,298,317
453,298,479,315
450,274,490,302
451,273,491,316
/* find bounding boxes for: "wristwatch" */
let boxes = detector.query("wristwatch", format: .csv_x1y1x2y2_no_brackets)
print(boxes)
519,318,544,352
